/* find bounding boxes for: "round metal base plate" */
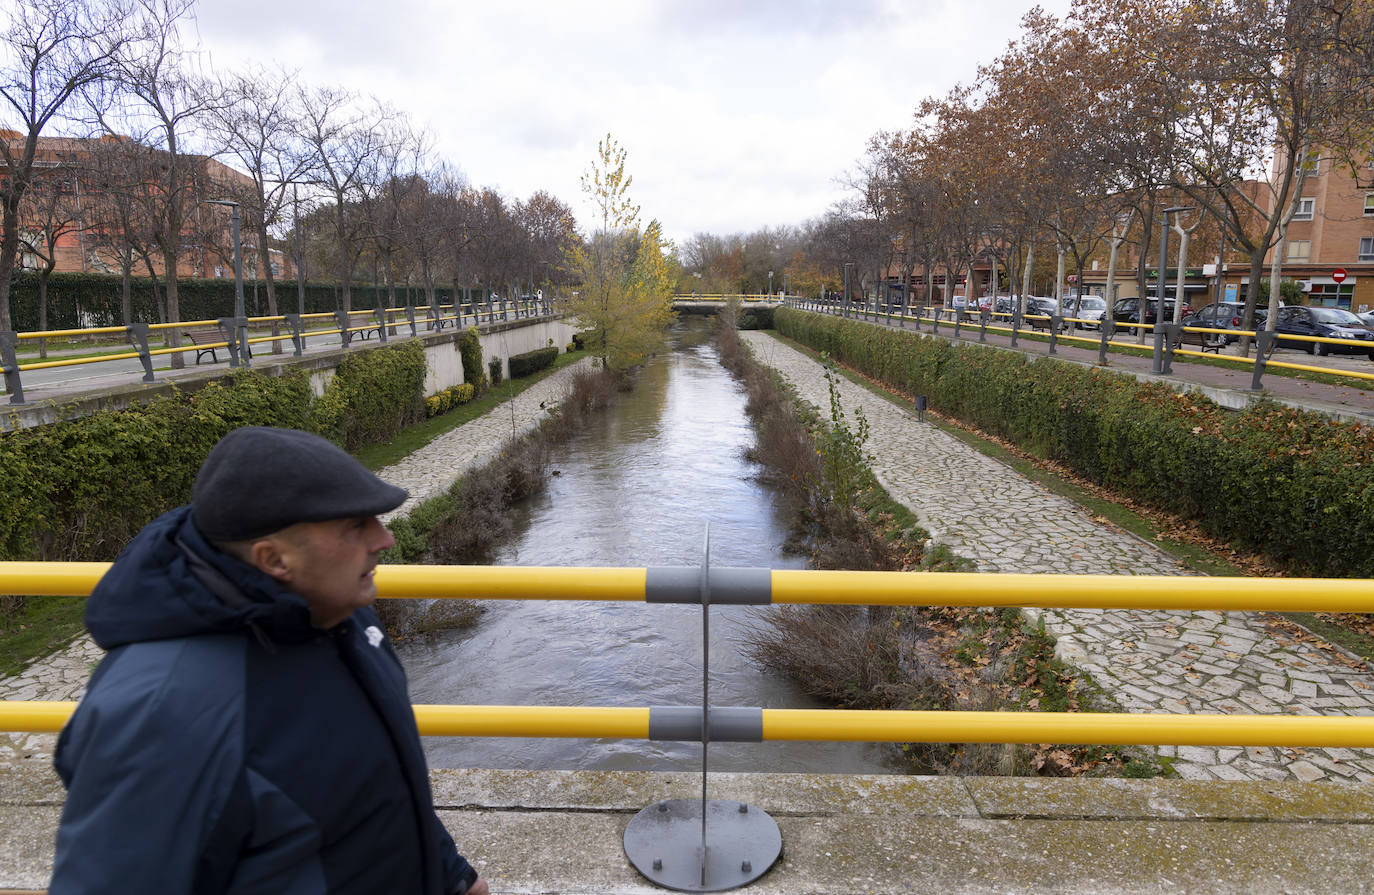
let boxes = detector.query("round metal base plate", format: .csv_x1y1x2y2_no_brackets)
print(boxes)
624,798,781,892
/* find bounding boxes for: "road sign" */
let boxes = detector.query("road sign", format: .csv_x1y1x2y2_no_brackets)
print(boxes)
1333,268,1348,283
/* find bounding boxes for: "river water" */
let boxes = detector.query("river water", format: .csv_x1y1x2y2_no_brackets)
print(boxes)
399,320,900,774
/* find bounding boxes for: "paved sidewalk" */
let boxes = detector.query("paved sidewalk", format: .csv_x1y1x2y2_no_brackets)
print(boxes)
0,361,589,776
741,330,1374,783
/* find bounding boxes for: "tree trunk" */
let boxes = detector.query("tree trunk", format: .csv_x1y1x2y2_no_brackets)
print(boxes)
121,258,133,326
258,224,282,355
37,270,50,359
0,201,21,332
1173,228,1191,324
163,245,183,369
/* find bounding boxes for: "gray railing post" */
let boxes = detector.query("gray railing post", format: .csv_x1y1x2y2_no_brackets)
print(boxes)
284,314,305,356
953,308,962,338
931,308,940,335
1,331,25,404
1097,319,1113,365
1161,323,1179,374
126,323,155,383
1048,317,1061,354
217,317,246,368
1250,332,1274,391
1010,305,1021,348
334,310,353,348
374,306,389,344
979,310,989,342
405,304,418,337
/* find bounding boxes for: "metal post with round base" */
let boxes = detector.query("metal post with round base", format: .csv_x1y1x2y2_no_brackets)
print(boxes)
625,799,781,892
625,526,782,891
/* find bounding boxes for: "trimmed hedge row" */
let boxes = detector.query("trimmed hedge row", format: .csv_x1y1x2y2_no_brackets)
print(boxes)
0,340,428,562
509,346,558,379
775,307,1374,577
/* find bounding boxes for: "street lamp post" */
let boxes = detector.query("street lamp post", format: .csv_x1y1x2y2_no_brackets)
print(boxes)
768,269,773,299
206,199,248,368
1152,205,1194,374
693,272,702,298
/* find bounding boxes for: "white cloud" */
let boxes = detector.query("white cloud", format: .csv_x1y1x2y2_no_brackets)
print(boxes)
189,0,1069,245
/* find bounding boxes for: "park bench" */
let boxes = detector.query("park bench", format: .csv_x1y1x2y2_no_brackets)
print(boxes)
186,328,232,364
1172,326,1226,354
342,311,382,341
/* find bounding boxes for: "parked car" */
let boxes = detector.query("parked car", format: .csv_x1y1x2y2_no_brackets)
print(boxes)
1272,305,1374,357
1022,296,1069,332
1112,297,1193,327
1358,310,1374,328
1180,302,1269,344
1068,295,1107,330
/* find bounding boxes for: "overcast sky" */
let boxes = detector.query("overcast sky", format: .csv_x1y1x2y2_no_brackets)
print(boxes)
190,0,1069,249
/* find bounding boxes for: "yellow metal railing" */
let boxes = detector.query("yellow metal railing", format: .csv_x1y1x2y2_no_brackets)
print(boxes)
3,563,1373,747
6,701,1374,747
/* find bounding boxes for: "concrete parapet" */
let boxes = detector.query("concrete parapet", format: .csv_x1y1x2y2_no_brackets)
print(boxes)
4,764,1372,893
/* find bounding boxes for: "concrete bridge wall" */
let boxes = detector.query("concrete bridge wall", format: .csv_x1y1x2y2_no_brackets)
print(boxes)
3,764,1370,892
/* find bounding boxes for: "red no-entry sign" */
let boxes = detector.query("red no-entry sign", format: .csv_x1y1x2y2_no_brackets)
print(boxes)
1333,268,1348,283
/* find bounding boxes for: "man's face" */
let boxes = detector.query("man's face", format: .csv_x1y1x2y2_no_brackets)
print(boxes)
264,516,395,629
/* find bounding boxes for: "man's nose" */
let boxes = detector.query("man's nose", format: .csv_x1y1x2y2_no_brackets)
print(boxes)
366,517,396,552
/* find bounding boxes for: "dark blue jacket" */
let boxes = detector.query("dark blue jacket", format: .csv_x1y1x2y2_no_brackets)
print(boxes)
51,507,479,894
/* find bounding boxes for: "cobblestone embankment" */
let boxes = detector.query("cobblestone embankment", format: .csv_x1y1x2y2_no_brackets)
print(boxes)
740,330,1374,783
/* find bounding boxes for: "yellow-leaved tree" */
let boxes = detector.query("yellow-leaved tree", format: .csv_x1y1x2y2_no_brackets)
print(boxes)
566,133,675,370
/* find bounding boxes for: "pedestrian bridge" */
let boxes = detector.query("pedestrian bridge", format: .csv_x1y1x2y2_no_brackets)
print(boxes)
673,294,785,311
2,562,1373,892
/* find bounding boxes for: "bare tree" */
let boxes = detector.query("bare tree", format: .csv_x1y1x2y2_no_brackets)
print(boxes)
92,0,218,367
203,64,314,351
297,85,389,313
0,0,125,330
17,148,84,351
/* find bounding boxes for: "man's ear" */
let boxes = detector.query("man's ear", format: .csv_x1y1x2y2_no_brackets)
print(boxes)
249,536,293,584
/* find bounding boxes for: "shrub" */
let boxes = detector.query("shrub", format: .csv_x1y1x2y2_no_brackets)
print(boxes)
458,326,484,389
774,307,1374,577
488,357,503,386
312,340,427,450
509,346,558,379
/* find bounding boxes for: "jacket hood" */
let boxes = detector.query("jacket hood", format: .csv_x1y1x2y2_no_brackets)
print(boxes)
86,506,320,650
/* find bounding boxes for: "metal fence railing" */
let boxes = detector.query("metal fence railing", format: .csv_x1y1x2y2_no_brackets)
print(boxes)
788,296,1374,391
3,560,1371,748
0,296,555,405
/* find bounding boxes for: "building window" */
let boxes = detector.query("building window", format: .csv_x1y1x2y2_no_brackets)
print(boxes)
1286,240,1310,261
1300,150,1321,174
1310,283,1355,308
1361,238,1374,263
1365,193,1374,216
1293,198,1315,221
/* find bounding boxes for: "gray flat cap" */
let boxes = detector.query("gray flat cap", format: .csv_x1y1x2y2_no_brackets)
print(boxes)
192,427,408,542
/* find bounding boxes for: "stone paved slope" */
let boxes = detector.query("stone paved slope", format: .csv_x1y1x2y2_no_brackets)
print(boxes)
740,330,1374,782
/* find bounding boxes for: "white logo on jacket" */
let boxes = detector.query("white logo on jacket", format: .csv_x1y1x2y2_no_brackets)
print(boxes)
364,625,384,647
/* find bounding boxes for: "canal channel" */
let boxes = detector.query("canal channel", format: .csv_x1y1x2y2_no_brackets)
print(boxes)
399,320,902,774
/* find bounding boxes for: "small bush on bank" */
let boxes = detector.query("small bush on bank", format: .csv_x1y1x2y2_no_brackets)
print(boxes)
488,357,503,386
737,306,774,330
424,383,477,418
458,326,484,391
775,307,1374,578
312,340,427,451
509,346,559,379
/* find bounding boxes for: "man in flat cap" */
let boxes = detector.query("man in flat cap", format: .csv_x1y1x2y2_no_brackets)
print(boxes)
51,427,489,895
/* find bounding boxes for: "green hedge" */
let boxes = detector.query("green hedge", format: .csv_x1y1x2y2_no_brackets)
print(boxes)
4,271,489,331
775,307,1374,577
509,346,558,379
0,340,428,562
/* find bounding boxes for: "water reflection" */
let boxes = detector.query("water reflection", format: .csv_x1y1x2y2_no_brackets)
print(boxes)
400,320,901,773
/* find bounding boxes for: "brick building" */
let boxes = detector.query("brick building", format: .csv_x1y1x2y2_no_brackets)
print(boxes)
1,132,293,281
